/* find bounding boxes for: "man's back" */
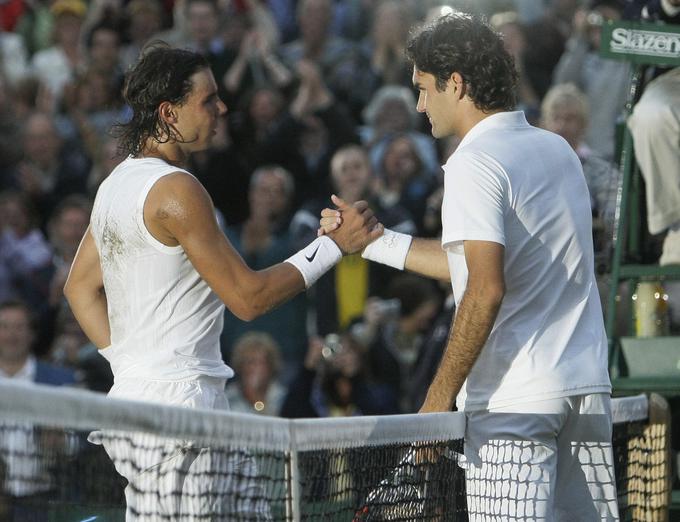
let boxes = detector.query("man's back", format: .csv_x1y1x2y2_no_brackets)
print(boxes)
441,112,610,410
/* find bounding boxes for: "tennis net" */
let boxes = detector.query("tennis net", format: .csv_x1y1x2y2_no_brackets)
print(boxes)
0,381,669,521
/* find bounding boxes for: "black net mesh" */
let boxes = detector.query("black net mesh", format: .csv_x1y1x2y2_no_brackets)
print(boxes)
0,385,669,522
298,440,466,521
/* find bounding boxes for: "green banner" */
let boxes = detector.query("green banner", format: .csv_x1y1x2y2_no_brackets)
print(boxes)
600,20,680,66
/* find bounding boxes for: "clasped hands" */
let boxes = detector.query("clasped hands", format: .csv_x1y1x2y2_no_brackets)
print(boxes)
318,195,384,254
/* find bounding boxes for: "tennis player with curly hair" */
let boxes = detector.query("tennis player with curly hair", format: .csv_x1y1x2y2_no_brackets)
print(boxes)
64,43,381,520
322,14,617,521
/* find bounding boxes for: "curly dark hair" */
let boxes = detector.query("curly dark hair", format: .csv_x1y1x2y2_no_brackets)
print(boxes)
113,42,210,157
406,14,518,112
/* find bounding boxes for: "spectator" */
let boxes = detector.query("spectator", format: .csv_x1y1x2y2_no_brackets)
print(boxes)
280,0,368,117
373,133,438,234
225,331,286,415
0,20,29,86
48,303,112,392
490,11,541,121
0,191,52,313
59,68,126,157
0,77,22,173
0,300,78,521
280,332,398,418
85,19,123,79
409,283,455,412
626,0,680,265
220,28,292,109
159,0,227,57
7,111,90,227
541,83,620,273
290,144,415,335
45,195,91,310
0,299,75,390
86,135,125,197
209,0,284,106
360,85,439,177
244,60,358,204
351,274,442,413
14,0,56,56
221,166,308,376
552,0,629,160
358,0,415,99
30,0,87,105
227,84,291,184
190,113,251,225
120,0,164,70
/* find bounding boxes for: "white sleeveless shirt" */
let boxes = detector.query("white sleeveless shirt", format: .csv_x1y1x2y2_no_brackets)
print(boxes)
91,157,234,383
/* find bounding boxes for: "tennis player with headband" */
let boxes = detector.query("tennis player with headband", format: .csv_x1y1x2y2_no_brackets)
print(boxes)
321,13,617,521
64,43,382,520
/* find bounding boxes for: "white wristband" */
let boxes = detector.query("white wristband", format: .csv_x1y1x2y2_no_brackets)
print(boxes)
361,228,412,270
285,235,342,288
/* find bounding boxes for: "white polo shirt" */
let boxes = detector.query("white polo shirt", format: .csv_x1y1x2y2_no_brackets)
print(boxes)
441,111,611,411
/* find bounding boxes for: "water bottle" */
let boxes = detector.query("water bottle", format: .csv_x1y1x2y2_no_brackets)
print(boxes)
632,281,670,337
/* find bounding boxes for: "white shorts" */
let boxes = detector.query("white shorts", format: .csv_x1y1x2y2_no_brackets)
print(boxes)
462,393,619,522
92,376,272,521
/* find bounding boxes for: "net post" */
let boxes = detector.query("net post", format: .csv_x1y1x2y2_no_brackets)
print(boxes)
285,422,301,522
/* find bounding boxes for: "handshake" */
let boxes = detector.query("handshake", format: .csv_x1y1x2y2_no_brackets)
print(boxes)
317,194,384,255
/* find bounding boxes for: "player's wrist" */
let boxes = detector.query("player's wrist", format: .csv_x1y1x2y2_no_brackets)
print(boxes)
361,228,413,270
285,235,342,288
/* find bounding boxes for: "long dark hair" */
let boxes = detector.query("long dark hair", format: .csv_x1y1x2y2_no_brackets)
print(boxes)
406,14,518,112
113,42,209,156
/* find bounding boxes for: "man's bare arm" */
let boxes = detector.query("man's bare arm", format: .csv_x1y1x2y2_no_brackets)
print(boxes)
420,240,505,412
64,227,111,348
148,174,381,321
404,238,451,281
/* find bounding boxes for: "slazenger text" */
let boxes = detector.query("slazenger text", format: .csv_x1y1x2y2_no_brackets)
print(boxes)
611,28,680,57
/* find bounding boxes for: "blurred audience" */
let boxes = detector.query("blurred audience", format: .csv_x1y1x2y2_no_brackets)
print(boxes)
119,0,164,70
290,144,415,335
357,0,415,104
281,0,368,117
373,133,438,233
0,0,657,405
552,0,629,160
360,85,439,177
225,332,287,415
350,274,442,413
0,299,79,521
221,166,308,377
280,332,398,418
541,83,620,273
45,195,91,309
0,18,29,86
5,111,90,227
30,0,87,106
0,191,52,314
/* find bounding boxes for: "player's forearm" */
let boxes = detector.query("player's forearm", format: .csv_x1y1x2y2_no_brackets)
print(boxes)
422,282,503,411
64,287,111,349
404,238,451,281
234,262,306,321
229,235,342,320
361,232,450,281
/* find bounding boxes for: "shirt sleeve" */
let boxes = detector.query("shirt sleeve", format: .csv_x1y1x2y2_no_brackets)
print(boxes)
441,150,508,251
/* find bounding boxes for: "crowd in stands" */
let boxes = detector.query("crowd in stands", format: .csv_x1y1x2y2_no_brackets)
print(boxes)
0,0,674,421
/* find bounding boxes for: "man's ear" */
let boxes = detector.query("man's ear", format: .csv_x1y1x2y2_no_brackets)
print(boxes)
450,72,465,99
158,101,177,124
